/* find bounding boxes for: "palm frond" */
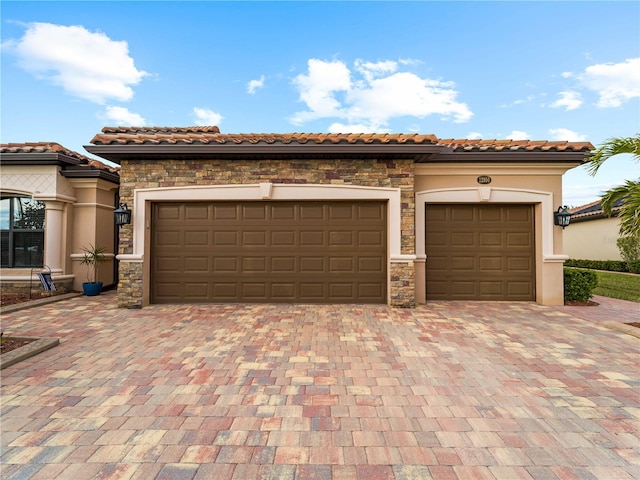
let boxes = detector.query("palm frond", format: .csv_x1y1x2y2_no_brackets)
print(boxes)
587,135,640,176
600,179,640,236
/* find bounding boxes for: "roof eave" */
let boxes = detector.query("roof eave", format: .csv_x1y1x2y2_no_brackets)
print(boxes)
422,151,590,164
84,143,444,164
60,166,120,184
571,209,621,222
0,152,84,166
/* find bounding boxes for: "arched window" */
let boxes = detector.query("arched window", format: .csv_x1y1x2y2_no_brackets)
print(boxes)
0,196,45,268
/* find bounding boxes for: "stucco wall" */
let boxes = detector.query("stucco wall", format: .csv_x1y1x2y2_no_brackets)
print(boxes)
414,165,569,306
0,165,74,198
564,216,622,260
1,166,118,293
117,158,416,308
67,178,118,289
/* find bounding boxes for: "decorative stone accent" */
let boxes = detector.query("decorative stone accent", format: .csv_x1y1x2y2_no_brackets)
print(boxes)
117,157,416,307
390,263,416,308
117,262,143,309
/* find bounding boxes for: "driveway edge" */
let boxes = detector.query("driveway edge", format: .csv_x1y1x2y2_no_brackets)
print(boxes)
603,321,640,339
0,337,60,370
0,292,83,314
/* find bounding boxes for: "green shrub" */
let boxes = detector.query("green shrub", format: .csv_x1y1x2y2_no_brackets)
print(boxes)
564,259,629,272
628,260,640,274
617,234,640,272
564,268,598,302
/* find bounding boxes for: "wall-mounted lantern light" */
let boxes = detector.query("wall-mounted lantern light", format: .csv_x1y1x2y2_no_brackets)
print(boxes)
553,206,571,229
114,203,132,226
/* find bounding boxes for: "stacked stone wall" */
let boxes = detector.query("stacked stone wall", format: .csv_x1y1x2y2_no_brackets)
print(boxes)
117,157,416,307
390,263,416,308
117,261,143,309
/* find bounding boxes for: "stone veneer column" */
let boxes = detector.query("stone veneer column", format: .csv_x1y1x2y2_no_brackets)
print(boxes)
117,260,143,308
393,161,416,307
390,263,415,308
43,201,65,273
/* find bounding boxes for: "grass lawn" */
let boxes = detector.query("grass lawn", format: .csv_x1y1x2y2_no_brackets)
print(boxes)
592,270,640,303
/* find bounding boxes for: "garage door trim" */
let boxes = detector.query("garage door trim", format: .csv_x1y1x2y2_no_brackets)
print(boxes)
415,187,563,304
124,183,410,305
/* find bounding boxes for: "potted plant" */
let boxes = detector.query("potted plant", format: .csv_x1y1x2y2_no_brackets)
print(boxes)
80,244,108,296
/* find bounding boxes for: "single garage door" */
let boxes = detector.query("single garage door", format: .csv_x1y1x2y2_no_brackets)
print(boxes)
425,204,535,300
151,201,387,304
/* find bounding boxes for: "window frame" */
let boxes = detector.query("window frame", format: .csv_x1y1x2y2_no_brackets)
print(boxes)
0,196,46,268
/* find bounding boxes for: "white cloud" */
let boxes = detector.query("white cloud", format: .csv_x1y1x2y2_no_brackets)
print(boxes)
354,59,398,82
3,22,148,104
398,58,422,67
467,132,483,139
247,75,265,94
548,128,587,142
578,57,640,107
500,95,534,108
507,130,531,140
291,58,472,130
193,107,223,126
291,59,351,123
101,106,145,125
550,91,583,111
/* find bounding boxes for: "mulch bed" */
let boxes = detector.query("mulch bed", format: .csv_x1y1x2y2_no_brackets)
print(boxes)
564,300,600,306
1,292,54,307
0,337,32,355
1,293,50,355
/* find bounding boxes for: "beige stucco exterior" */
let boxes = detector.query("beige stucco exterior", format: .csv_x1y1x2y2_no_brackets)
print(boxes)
414,163,574,306
0,162,119,293
564,216,622,261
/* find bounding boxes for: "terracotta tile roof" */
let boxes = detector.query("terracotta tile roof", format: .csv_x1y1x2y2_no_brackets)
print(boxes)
90,126,440,146
435,138,594,152
90,126,594,152
569,197,624,220
1,142,118,173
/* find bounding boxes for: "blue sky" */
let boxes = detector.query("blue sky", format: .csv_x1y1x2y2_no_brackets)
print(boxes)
2,1,638,206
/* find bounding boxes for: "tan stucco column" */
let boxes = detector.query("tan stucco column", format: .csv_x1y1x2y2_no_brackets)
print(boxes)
42,200,65,274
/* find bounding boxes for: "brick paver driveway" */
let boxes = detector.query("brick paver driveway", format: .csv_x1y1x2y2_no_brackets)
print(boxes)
1,292,639,480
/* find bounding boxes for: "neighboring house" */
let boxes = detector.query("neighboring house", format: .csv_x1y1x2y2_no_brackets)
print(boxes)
0,143,120,294
564,198,624,261
86,126,592,308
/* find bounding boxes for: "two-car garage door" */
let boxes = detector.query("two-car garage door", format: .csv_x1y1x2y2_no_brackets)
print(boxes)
425,204,535,301
151,201,387,304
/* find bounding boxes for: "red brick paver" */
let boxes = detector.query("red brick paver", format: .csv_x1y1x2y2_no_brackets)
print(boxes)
1,292,639,479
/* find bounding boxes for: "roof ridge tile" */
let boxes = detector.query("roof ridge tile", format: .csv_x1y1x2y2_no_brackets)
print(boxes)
88,127,593,151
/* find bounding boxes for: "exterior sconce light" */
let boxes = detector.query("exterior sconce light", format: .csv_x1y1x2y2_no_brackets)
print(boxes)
114,203,132,226
553,206,571,229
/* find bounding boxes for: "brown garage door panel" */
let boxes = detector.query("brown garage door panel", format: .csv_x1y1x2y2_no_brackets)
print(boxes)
152,201,387,304
153,280,382,303
425,204,535,301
